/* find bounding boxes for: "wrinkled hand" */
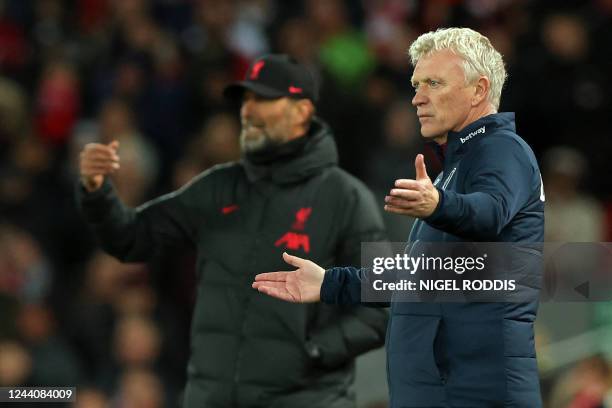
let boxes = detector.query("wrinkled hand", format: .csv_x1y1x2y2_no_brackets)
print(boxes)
384,154,439,218
252,252,325,303
79,140,120,192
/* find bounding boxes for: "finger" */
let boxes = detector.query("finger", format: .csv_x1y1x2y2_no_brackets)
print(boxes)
255,285,297,302
86,149,119,159
388,189,420,201
84,165,119,174
108,140,120,152
384,205,415,216
82,162,120,173
384,196,417,209
254,271,290,282
282,252,306,268
415,154,429,181
85,143,117,154
252,281,287,289
82,158,119,167
394,179,420,190
85,148,120,160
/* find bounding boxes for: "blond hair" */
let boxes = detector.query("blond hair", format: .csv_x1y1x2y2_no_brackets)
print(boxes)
408,27,507,109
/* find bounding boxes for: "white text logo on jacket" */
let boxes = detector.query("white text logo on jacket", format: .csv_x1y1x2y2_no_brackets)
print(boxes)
460,126,486,144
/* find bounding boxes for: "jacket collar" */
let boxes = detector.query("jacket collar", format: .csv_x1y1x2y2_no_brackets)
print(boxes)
431,112,516,164
241,117,338,185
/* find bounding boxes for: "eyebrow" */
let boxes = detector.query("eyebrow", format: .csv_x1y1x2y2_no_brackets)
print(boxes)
411,77,442,85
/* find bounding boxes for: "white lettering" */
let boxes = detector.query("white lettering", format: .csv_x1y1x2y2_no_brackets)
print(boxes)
460,126,486,144
372,257,385,274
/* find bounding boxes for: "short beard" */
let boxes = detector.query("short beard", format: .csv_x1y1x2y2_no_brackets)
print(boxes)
240,130,268,153
240,124,282,154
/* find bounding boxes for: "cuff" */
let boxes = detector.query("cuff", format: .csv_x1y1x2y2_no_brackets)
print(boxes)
320,269,341,304
77,178,113,202
75,178,115,223
424,186,445,224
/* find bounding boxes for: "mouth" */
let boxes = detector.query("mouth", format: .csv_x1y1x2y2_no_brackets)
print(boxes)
243,123,264,132
242,124,266,140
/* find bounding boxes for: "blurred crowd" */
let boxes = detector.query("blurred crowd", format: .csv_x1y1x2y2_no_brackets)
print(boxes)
0,0,611,407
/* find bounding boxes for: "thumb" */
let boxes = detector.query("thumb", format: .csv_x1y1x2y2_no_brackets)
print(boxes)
283,252,305,268
108,140,120,152
415,154,429,181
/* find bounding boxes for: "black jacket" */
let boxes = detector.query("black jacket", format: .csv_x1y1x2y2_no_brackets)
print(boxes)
77,118,388,408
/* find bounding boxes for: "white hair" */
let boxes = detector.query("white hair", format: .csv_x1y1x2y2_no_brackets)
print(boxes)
408,27,507,109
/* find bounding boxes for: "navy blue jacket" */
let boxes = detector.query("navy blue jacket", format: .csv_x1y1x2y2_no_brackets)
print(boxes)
322,113,545,407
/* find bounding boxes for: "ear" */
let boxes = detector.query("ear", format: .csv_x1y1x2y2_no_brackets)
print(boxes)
472,76,490,107
293,99,314,126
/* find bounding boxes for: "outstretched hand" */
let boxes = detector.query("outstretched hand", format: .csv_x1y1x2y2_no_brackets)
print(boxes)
384,154,439,218
252,252,325,303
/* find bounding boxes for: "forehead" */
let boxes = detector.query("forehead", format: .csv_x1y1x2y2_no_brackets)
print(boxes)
411,49,466,82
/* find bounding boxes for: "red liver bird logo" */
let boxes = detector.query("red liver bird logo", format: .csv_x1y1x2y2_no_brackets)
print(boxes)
249,60,265,79
292,207,312,230
275,207,312,253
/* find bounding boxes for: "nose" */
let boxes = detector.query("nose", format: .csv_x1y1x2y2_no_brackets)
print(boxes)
241,92,257,119
412,89,427,107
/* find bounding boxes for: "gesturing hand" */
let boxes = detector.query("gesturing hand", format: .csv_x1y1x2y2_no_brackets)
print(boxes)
252,252,325,303
384,154,440,218
79,140,120,192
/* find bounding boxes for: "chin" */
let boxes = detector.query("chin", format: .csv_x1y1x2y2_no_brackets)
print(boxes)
419,124,447,141
240,132,265,152
419,127,438,139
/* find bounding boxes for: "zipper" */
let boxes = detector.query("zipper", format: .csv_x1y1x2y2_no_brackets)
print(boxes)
441,167,457,190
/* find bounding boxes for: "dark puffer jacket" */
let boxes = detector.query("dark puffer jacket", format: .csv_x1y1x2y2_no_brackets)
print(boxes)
77,118,388,408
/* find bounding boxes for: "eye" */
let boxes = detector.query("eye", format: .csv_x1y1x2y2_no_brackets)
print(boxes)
429,79,440,88
411,82,419,90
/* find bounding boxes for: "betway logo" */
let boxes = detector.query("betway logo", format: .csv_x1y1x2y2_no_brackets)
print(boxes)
460,126,485,143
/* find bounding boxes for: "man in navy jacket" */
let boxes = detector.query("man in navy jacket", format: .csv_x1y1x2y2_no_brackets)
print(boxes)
253,28,545,407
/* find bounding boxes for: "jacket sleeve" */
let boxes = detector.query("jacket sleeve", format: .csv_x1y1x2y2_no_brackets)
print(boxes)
321,266,363,305
306,181,388,368
76,172,210,262
424,137,537,240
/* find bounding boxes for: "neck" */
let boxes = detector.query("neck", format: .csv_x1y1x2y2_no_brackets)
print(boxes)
433,134,448,145
434,104,497,145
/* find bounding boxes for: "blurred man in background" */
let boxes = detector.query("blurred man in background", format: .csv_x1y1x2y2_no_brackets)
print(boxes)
77,54,387,408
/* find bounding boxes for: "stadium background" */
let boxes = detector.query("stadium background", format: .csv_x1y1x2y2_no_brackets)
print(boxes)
0,0,611,406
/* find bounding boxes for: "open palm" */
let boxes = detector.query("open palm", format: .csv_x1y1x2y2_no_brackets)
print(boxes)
252,252,325,303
